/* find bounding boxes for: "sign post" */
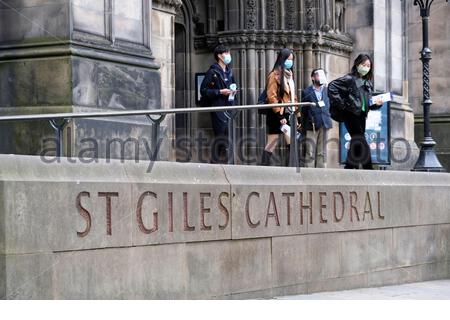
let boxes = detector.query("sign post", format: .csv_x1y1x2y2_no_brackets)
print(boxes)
339,102,391,167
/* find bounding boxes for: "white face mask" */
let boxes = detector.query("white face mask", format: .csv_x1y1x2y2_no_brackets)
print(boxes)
316,70,328,85
222,54,232,65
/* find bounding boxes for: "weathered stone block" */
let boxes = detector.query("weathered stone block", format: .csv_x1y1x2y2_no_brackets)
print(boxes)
271,284,309,299
5,253,54,299
0,254,5,300
128,244,187,299
368,266,418,288
72,0,105,36
367,228,394,272
307,274,369,295
113,0,144,44
0,58,72,108
271,235,308,287
419,261,449,282
339,230,369,277
393,225,442,267
72,57,161,110
307,233,340,281
53,248,132,299
416,186,450,225
185,238,272,299
53,244,187,299
0,0,70,43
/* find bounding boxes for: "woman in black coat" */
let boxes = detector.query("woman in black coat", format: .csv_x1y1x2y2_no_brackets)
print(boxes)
328,53,383,169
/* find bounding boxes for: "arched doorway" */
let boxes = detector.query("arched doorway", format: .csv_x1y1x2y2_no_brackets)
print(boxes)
174,1,194,161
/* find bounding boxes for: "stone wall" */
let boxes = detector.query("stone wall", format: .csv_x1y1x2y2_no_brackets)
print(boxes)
1,155,449,299
0,0,162,159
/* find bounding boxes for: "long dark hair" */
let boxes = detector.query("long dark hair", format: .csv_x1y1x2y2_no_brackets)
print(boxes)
351,53,374,81
271,48,294,99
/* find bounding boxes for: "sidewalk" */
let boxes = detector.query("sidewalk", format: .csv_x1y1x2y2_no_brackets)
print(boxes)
275,280,450,300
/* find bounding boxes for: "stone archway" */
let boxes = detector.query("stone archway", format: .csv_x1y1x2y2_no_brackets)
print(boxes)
174,0,195,161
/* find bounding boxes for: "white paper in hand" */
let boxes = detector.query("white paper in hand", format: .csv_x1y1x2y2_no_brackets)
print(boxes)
280,124,291,144
370,92,392,105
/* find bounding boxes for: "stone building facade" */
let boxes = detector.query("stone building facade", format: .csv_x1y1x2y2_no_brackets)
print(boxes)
167,0,418,169
0,0,448,169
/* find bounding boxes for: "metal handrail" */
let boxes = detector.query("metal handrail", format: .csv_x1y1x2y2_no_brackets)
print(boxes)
0,102,316,166
0,102,314,121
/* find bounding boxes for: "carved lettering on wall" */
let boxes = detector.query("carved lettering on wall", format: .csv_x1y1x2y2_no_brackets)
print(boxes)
98,192,119,236
76,191,92,238
136,191,158,234
75,190,384,237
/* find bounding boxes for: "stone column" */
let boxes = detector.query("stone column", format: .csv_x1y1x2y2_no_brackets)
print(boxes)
246,45,258,165
152,0,183,161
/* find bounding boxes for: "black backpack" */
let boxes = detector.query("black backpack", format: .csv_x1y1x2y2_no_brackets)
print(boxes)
327,79,346,123
257,89,269,115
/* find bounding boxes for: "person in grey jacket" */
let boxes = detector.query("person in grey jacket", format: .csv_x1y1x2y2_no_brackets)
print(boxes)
301,68,333,168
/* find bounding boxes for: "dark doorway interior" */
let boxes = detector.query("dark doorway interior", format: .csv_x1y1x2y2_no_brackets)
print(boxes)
174,23,190,161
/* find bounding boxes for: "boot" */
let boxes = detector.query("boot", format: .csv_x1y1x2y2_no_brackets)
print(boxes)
260,150,272,166
284,145,291,167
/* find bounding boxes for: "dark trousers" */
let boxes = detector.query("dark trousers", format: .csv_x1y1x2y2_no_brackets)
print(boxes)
344,112,373,170
211,114,230,164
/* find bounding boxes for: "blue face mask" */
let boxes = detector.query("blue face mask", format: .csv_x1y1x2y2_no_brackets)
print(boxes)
223,54,232,65
284,59,293,70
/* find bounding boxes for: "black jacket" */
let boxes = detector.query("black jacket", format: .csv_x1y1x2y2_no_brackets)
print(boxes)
301,85,333,131
200,63,237,135
328,73,379,118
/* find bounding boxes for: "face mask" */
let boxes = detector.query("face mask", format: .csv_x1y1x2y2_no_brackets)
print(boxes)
357,65,370,76
223,54,232,65
284,59,293,70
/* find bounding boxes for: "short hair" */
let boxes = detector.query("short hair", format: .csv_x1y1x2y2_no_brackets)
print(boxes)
213,44,230,61
311,68,325,77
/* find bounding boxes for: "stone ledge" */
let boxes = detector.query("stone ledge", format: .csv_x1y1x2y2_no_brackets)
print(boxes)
0,155,449,299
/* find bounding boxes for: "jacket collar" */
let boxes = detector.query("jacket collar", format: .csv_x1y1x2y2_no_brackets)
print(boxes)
271,70,292,95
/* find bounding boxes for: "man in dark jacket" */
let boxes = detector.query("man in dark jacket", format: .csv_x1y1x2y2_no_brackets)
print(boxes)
200,45,237,163
301,68,333,168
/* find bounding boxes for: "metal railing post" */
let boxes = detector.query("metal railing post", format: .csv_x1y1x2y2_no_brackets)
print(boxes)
146,115,166,161
49,119,70,157
227,111,238,165
288,111,299,168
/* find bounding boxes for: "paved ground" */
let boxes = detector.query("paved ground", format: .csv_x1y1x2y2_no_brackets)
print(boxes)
275,280,450,299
